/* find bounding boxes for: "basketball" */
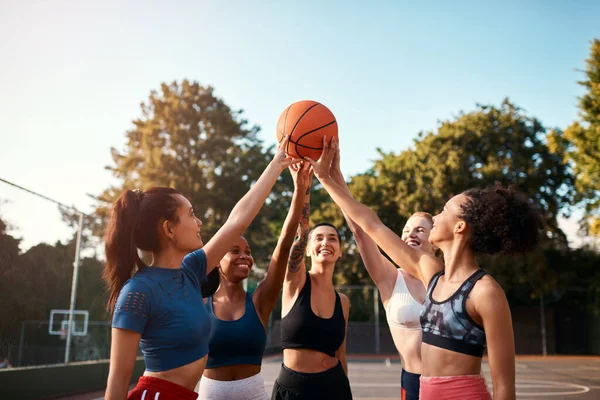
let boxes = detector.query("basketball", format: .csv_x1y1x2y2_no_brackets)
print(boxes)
276,100,338,160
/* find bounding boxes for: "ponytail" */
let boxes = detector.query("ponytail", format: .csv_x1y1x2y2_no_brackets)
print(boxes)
103,187,182,313
103,190,145,313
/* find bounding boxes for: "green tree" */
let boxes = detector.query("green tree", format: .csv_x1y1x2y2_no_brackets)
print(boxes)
549,38,600,235
321,100,575,299
86,80,294,268
0,216,109,364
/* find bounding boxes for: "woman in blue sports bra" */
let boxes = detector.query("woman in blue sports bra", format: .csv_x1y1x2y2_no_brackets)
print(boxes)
327,145,434,400
104,136,299,400
196,162,314,400
307,137,541,400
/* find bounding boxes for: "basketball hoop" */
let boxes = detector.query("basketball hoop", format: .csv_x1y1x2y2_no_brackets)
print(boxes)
59,329,67,340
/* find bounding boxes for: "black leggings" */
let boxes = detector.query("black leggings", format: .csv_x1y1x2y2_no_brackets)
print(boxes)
271,362,353,400
401,368,421,400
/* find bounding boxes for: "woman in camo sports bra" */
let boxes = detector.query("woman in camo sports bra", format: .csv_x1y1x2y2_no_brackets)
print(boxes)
308,137,541,400
326,145,434,400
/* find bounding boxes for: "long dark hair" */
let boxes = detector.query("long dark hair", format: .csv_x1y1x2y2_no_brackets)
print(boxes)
104,187,181,312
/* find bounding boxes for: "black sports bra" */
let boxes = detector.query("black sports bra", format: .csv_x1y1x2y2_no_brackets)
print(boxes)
420,269,487,357
280,273,345,357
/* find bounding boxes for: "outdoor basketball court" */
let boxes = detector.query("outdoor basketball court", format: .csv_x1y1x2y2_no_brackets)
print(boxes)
56,355,600,400
260,356,600,399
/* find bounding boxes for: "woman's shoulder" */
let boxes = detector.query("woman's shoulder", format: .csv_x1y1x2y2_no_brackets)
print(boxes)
470,273,505,303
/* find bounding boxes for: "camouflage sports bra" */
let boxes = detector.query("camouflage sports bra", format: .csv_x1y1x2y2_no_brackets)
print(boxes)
419,269,487,357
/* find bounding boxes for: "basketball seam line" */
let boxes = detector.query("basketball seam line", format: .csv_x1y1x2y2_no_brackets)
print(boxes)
289,138,325,150
289,103,320,158
291,143,324,150
294,120,337,151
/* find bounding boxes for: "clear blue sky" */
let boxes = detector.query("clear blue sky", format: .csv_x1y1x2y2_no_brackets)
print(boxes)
1,0,599,250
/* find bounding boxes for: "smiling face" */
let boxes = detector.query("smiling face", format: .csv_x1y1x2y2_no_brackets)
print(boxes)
307,225,342,264
430,193,469,247
401,215,435,254
219,236,254,282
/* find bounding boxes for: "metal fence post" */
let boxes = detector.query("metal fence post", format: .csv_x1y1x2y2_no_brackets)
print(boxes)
540,292,547,356
17,321,25,366
65,212,84,363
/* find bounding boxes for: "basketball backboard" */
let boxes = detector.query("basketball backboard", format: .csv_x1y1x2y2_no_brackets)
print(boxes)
49,309,89,337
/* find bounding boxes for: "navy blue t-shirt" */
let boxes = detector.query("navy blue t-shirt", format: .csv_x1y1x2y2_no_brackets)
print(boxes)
112,249,212,372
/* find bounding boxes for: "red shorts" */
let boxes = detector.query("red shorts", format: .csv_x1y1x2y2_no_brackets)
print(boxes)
419,375,492,400
127,376,198,400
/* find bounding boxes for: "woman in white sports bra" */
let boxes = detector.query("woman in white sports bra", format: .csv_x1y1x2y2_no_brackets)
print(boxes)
327,148,434,400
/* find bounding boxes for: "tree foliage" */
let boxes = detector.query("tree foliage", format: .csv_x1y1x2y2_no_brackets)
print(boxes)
549,38,600,235
85,80,295,266
0,216,106,362
319,99,575,297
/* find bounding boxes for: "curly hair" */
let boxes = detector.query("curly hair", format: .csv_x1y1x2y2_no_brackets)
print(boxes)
460,183,541,254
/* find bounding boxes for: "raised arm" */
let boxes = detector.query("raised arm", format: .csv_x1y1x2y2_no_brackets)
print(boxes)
283,172,312,300
329,150,398,302
307,138,442,286
203,135,300,270
253,162,313,324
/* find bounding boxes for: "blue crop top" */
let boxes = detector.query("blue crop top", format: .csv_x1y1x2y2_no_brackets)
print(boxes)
420,269,487,357
111,249,212,372
205,292,267,369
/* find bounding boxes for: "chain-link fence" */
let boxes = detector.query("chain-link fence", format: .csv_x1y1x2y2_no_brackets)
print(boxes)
7,320,114,367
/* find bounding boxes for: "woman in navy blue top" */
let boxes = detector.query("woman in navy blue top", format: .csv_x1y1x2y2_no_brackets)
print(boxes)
104,136,299,400
198,162,314,399
307,137,541,400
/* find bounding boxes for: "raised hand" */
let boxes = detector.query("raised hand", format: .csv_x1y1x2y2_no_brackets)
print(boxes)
305,136,336,181
330,137,343,181
273,135,302,171
290,162,314,194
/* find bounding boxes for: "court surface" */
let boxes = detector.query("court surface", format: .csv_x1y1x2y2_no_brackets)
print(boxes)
59,355,600,400
261,355,600,400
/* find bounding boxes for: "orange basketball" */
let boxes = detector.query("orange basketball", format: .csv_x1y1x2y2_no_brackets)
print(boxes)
276,100,338,160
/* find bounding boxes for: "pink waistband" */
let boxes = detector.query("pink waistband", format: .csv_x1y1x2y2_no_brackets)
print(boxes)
419,375,491,400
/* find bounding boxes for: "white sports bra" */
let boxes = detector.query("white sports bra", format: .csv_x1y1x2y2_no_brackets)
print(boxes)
385,269,423,330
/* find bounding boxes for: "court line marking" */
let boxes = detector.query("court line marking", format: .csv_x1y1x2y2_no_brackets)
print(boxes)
268,379,591,395
499,380,589,397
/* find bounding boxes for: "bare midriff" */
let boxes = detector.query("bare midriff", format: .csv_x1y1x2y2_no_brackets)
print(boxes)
203,364,262,381
421,343,481,377
283,348,338,373
143,355,207,391
389,326,423,374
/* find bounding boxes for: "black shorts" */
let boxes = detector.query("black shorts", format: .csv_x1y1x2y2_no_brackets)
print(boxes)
401,368,421,400
271,361,353,400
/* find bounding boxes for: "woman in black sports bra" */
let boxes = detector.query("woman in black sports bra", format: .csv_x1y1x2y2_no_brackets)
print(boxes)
271,166,352,400
307,138,541,400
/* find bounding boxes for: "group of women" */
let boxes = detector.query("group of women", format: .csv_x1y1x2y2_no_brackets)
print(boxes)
103,134,541,400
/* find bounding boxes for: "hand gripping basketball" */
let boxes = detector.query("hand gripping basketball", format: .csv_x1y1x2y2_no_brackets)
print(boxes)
273,135,302,171
305,136,337,181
